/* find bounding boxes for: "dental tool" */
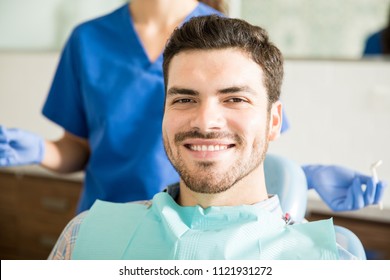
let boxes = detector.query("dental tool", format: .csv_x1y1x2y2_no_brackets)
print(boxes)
370,160,383,210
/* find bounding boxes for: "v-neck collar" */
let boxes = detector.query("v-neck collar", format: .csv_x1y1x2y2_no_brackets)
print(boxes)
125,3,201,65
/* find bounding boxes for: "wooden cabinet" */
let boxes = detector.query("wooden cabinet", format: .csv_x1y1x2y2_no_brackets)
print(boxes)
0,171,82,259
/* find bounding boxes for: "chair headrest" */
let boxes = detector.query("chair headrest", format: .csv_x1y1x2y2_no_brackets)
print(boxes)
264,154,308,222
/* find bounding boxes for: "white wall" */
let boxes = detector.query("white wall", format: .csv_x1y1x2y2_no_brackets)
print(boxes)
0,0,127,51
2,0,389,58
239,0,390,59
0,52,389,219
0,52,62,139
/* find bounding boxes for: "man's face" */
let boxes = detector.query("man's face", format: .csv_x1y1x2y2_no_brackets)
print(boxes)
163,48,281,194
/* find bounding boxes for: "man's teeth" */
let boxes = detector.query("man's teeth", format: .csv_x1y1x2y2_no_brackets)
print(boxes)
189,145,229,151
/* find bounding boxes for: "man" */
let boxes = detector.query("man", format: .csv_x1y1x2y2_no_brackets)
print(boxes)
49,15,355,260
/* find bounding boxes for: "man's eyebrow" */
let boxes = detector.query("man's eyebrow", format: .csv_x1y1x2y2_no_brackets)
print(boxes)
167,87,199,96
218,86,257,95
167,86,257,96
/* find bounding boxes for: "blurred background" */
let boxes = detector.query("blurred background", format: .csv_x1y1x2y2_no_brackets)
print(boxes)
1,0,389,58
0,0,389,259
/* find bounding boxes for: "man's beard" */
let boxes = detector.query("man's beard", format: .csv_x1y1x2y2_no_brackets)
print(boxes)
164,129,269,194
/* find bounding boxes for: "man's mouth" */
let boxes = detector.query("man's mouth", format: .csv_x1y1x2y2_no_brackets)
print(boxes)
184,144,235,151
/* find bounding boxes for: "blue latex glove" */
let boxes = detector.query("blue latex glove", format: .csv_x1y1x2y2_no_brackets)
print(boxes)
0,126,45,166
303,164,387,211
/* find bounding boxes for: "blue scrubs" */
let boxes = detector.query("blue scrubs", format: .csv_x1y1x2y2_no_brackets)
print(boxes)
363,30,383,55
43,3,289,213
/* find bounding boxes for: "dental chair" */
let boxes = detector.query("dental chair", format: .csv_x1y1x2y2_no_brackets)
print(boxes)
264,153,367,260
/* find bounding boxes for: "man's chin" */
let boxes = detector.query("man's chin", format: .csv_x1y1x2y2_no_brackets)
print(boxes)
183,176,232,194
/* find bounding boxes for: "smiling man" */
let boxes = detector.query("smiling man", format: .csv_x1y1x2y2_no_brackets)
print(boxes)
48,15,355,260
162,47,279,208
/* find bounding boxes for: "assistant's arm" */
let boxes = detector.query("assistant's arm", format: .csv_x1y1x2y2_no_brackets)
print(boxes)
0,126,89,174
42,131,90,173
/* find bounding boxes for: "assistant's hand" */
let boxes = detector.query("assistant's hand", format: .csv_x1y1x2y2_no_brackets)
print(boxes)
0,126,45,166
302,164,387,211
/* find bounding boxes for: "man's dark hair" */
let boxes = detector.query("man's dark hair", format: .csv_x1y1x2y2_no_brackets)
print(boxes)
163,15,284,105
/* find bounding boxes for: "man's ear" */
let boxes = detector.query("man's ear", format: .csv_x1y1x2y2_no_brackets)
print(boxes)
268,101,282,141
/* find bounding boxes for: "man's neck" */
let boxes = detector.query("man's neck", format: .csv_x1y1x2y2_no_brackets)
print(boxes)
177,167,269,208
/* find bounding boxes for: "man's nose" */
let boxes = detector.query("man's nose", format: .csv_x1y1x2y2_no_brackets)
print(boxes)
189,101,226,132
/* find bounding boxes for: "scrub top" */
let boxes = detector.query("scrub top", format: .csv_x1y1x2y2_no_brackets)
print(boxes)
363,30,383,55
42,3,290,213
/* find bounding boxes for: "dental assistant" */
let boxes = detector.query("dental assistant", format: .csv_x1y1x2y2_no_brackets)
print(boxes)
0,0,385,213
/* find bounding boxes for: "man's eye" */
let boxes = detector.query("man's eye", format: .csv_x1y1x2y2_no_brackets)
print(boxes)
174,98,193,104
227,97,246,103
